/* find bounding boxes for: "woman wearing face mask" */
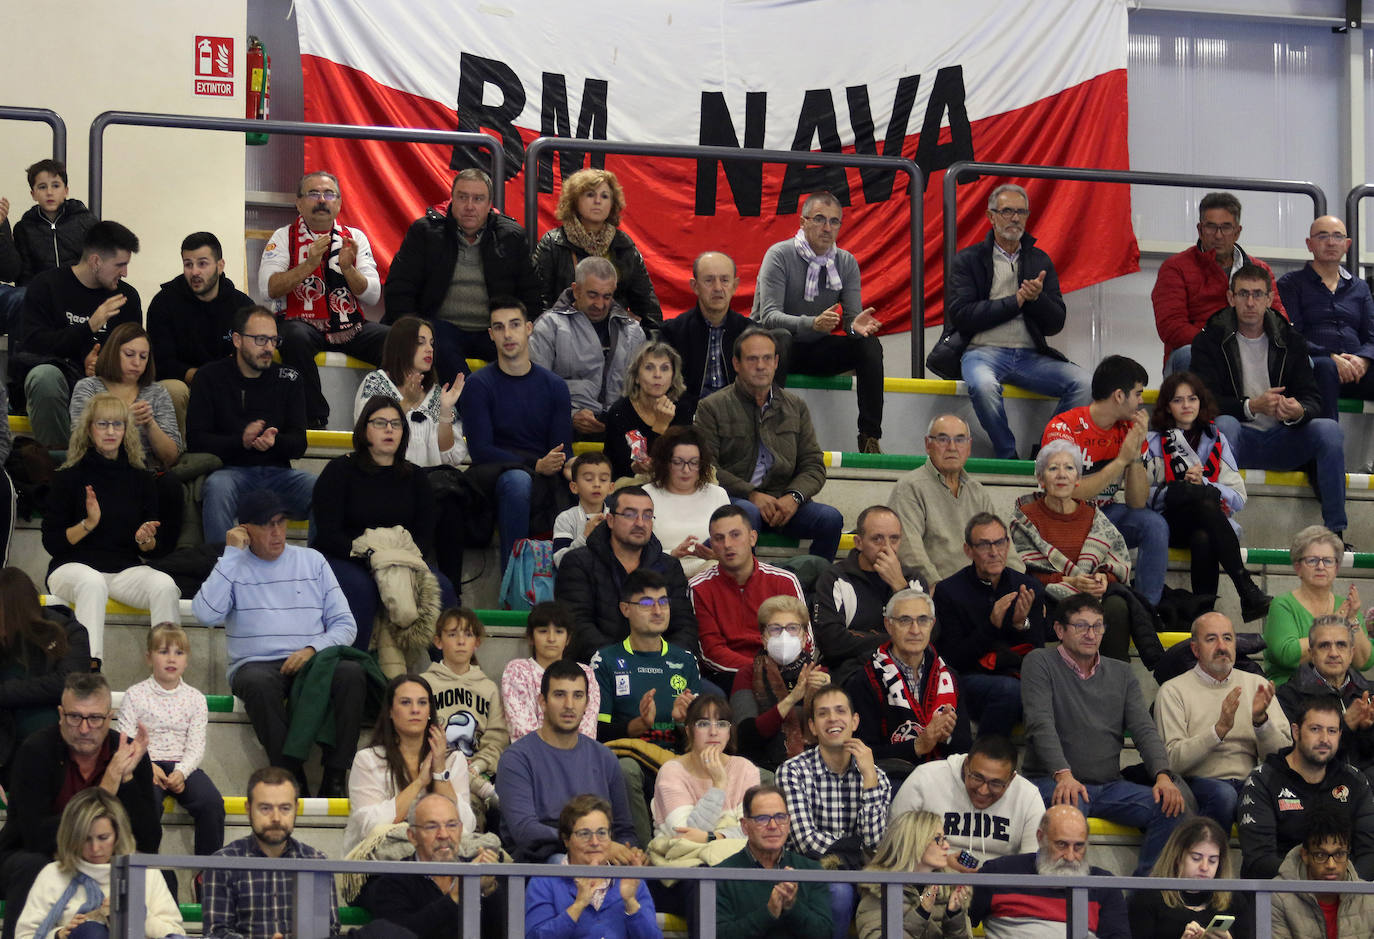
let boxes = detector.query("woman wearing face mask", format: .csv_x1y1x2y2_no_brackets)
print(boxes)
730,595,830,774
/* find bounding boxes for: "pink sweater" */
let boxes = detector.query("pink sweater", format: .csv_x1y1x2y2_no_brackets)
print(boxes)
500,658,600,741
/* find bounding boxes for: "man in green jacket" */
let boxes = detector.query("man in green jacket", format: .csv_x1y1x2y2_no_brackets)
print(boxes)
693,328,842,561
715,784,832,939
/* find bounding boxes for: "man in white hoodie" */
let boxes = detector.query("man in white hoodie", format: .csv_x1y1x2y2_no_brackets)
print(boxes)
888,734,1044,871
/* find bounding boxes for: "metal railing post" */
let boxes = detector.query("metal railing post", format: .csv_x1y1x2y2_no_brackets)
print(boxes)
0,106,66,163
460,864,483,936
881,880,904,938
506,874,527,937
87,111,505,218
1065,885,1090,939
293,869,333,937
696,875,717,939
521,137,925,376
1344,183,1374,276
108,856,146,939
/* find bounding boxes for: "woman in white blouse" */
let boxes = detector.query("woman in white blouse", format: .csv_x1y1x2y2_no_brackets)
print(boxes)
642,427,730,579
352,316,465,466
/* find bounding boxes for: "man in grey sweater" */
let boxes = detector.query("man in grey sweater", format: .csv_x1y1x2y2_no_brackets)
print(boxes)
1020,594,1187,876
752,191,885,453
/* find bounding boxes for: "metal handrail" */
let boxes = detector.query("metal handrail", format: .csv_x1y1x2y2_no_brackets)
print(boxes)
87,111,506,217
0,106,66,163
112,852,1374,939
1344,184,1374,276
521,137,925,377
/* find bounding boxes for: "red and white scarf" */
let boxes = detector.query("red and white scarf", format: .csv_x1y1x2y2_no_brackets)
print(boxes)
862,642,958,746
283,215,363,342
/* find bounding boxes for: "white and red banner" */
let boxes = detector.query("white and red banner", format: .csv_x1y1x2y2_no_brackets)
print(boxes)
297,0,1138,332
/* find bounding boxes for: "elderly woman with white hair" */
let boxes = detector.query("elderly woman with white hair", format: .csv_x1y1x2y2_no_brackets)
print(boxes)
1010,438,1137,661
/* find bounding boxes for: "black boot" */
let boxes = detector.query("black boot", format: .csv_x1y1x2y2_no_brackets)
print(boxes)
1235,576,1273,624
318,768,348,799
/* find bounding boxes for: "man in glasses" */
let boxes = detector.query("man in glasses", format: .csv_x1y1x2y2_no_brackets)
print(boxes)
752,190,885,454
1280,216,1374,420
556,486,696,661
889,414,1019,588
890,734,1044,870
1271,809,1374,936
1153,191,1284,375
260,170,389,429
0,674,159,939
1021,594,1186,876
939,183,1089,459
14,220,142,447
1278,616,1374,776
590,568,701,845
1191,264,1349,547
931,512,1047,737
714,784,832,938
812,506,925,684
188,304,316,542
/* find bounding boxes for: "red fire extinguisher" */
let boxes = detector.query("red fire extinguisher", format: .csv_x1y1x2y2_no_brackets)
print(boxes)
246,36,271,146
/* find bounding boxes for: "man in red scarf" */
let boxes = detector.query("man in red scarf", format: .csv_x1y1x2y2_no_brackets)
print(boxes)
259,171,388,428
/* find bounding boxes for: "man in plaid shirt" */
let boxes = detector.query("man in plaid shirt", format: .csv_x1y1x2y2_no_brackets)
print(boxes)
777,685,892,938
203,766,339,938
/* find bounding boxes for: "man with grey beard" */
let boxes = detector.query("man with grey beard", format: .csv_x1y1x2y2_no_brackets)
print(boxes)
968,805,1128,938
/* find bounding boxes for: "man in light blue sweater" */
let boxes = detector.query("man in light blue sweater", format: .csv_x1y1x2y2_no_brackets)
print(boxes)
193,489,361,797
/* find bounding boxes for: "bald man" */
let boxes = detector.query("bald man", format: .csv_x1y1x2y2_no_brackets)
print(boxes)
969,805,1128,939
660,251,753,422
1278,215,1374,419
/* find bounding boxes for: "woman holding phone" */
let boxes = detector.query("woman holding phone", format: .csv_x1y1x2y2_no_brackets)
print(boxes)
1128,816,1251,939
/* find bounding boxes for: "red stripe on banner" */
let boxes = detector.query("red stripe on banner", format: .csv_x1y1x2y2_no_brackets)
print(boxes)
301,57,1135,335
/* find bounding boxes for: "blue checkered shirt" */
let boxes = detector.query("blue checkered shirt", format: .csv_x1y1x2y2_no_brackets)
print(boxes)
203,835,340,938
777,746,892,857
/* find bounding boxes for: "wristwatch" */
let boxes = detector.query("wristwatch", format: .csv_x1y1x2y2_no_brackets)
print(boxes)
432,770,451,782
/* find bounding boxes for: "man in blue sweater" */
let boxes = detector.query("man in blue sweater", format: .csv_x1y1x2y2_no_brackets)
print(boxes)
192,489,361,797
460,297,573,569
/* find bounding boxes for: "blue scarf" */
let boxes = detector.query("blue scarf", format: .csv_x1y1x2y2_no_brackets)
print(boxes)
35,870,104,939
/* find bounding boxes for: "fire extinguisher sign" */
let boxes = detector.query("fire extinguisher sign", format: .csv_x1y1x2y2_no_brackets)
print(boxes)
194,36,235,97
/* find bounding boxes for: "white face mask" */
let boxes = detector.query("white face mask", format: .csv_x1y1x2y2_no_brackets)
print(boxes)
766,633,802,666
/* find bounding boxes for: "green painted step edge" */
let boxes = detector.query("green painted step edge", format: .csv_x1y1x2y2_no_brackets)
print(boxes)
786,374,854,391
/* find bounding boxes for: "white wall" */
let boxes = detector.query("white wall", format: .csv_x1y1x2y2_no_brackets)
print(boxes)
0,1,247,303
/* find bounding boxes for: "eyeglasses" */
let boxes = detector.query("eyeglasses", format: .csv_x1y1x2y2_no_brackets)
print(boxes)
890,615,934,630
746,813,789,827
805,214,842,229
1312,231,1349,243
628,597,671,608
1310,849,1350,864
670,458,701,469
694,720,731,731
367,418,404,431
1063,620,1106,634
965,770,1011,794
1200,222,1237,235
991,208,1030,220
240,333,282,348
763,623,803,638
1232,289,1270,302
614,510,654,522
303,190,339,202
927,434,971,447
1300,556,1338,569
93,420,125,431
415,821,462,835
969,537,1010,552
62,711,109,728
571,827,611,842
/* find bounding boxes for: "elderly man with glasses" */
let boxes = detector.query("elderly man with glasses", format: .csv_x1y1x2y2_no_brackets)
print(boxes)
188,304,316,542
1020,594,1188,876
714,784,833,939
935,183,1089,459
931,511,1048,737
0,674,160,939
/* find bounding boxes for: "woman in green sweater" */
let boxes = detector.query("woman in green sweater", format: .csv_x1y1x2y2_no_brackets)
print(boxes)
1264,525,1371,685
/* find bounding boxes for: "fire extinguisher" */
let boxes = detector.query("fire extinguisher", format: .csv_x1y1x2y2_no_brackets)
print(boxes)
246,36,271,146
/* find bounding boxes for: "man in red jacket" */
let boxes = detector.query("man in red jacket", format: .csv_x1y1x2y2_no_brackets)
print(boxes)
1152,191,1285,375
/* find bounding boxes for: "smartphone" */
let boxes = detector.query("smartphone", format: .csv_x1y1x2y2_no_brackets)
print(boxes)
957,850,980,870
1204,914,1235,932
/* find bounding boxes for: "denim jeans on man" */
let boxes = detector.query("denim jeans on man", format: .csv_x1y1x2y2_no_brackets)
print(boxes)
962,347,1090,459
1214,414,1347,532
1031,775,1185,877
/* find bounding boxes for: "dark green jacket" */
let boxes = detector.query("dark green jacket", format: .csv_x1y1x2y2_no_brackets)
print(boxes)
284,645,387,759
694,377,828,500
714,845,832,939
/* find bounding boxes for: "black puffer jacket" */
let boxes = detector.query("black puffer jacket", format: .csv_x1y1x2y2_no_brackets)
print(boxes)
12,199,98,284
531,225,662,327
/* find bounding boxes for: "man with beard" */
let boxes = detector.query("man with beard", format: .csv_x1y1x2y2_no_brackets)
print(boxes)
356,793,501,939
1239,695,1374,879
1154,611,1290,829
203,765,339,939
968,804,1128,939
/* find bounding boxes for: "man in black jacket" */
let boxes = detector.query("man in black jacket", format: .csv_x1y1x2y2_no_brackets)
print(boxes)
660,251,751,422
943,184,1089,458
1191,263,1349,543
187,305,314,541
0,674,160,939
146,231,254,429
383,169,541,383
555,486,696,662
1277,616,1374,777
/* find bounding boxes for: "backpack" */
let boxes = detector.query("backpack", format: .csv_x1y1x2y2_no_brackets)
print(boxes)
498,538,554,611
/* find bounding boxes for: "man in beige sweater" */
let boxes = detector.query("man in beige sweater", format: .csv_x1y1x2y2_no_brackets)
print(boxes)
1155,611,1290,831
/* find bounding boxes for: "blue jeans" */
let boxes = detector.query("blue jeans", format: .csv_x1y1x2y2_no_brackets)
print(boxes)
1214,415,1347,532
328,556,457,649
1031,776,1182,876
1100,502,1168,605
1311,354,1374,422
1188,775,1242,831
959,672,1022,737
961,347,1090,458
496,468,533,572
201,465,317,542
828,881,855,939
730,496,843,561
1166,345,1192,376
154,761,226,856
